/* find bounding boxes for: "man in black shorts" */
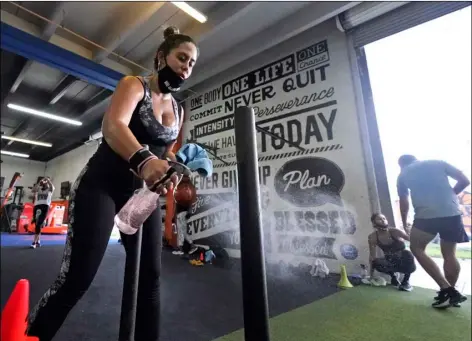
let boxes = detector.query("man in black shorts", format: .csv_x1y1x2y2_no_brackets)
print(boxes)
397,155,470,308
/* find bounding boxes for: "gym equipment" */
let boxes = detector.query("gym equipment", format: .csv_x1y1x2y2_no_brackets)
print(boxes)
1,173,23,233
234,106,271,341
173,175,197,208
60,181,71,200
168,160,196,208
16,200,69,235
338,265,354,289
0,172,22,212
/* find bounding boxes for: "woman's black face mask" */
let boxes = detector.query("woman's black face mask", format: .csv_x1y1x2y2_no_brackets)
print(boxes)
157,58,185,94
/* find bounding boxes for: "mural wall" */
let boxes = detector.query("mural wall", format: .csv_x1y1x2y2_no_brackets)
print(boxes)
182,20,372,272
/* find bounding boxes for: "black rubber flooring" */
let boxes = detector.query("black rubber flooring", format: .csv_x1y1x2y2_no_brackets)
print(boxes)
1,244,340,341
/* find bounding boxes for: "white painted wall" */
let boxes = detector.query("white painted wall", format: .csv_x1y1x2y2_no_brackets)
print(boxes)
0,155,46,199
44,141,100,200
182,19,373,274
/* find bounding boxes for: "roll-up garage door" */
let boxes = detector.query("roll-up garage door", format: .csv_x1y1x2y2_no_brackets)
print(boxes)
339,1,471,48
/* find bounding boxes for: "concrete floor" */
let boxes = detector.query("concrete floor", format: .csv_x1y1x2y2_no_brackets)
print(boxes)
411,258,471,295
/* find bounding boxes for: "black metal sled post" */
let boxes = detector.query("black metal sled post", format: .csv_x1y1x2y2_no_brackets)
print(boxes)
118,181,144,341
234,106,271,341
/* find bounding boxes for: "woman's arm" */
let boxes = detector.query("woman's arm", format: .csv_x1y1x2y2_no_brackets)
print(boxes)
368,234,378,277
165,147,178,162
368,234,377,263
45,178,55,192
102,76,146,161
390,228,410,242
32,184,39,194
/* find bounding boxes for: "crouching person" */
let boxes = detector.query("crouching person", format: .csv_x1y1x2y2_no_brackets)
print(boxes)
368,213,416,291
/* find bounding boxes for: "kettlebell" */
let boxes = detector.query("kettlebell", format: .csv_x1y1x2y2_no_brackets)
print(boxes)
174,175,197,208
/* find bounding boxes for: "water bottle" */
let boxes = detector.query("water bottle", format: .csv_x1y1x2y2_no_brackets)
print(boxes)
113,186,160,235
360,264,369,279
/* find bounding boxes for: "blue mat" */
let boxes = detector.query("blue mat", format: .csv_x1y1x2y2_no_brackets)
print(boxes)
1,233,119,247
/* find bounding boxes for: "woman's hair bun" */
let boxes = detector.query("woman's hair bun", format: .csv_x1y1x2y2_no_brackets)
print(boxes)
163,26,180,39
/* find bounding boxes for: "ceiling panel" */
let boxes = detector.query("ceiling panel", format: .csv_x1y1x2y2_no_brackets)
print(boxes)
0,1,53,28
1,118,18,135
198,2,311,64
59,2,128,43
115,2,220,65
114,4,183,61
1,1,355,162
20,61,66,93
13,1,59,19
63,81,101,102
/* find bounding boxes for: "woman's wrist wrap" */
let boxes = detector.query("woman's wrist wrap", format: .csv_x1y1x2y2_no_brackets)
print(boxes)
129,148,158,177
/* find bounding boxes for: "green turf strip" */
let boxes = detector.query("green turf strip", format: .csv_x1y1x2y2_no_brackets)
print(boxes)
216,286,471,341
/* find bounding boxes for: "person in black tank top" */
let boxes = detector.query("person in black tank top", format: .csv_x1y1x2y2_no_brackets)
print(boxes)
368,213,416,292
26,26,199,341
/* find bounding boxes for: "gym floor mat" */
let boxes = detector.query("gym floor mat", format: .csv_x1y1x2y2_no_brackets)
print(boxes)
0,232,119,247
1,243,339,341
217,285,472,341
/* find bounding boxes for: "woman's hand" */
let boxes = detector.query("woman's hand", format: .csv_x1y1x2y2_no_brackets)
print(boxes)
141,159,178,195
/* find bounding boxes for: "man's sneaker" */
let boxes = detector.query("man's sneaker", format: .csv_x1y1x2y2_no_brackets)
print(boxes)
399,282,413,292
432,288,467,309
36,241,41,248
30,243,37,249
434,290,463,307
390,275,400,287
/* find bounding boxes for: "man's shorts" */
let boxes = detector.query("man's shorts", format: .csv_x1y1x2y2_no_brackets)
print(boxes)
413,215,470,243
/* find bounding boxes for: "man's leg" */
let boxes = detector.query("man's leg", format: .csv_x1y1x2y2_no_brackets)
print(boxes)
410,227,450,289
441,240,460,287
411,221,467,308
438,215,469,288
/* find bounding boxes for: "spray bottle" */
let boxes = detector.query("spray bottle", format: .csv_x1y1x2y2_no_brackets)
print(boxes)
114,161,191,235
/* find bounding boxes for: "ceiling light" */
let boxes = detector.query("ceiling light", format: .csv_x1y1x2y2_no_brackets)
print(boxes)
7,103,83,126
171,2,207,23
1,150,30,158
1,135,53,147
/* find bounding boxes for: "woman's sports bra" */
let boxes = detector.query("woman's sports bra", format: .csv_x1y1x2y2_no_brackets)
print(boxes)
86,76,181,179
376,230,406,254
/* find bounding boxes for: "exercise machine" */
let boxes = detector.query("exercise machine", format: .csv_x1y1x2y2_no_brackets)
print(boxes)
16,200,68,235
0,173,24,233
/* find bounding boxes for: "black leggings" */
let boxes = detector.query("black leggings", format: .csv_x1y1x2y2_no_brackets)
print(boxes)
26,168,162,341
33,204,49,234
372,249,416,281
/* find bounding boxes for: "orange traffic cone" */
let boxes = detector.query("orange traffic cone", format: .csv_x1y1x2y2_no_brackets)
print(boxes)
1,279,39,341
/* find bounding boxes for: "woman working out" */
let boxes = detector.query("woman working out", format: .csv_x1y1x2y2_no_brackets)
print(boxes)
26,26,198,341
30,177,55,249
368,213,416,291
